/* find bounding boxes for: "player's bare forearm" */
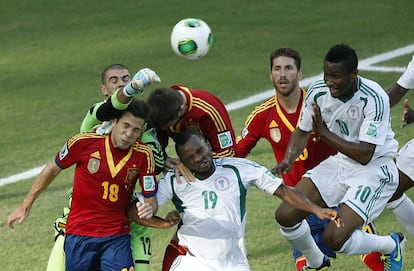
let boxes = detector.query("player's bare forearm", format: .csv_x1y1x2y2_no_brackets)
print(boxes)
318,131,375,165
285,129,309,164
387,83,408,107
127,204,178,229
22,162,61,210
275,185,339,224
131,215,177,229
275,185,316,214
272,129,309,175
7,161,61,228
312,103,374,164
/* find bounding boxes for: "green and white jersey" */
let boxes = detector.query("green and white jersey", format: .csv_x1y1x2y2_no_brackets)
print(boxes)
157,157,281,268
302,76,398,162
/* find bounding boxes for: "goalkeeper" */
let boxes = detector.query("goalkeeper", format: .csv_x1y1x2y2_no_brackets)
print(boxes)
46,64,164,271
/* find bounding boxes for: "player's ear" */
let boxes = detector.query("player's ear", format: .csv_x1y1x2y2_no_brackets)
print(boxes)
298,68,303,80
351,69,358,79
100,84,110,100
206,140,212,151
178,104,186,117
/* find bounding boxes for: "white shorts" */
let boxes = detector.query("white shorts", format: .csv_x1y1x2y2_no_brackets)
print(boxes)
397,139,414,181
169,255,250,271
304,155,398,224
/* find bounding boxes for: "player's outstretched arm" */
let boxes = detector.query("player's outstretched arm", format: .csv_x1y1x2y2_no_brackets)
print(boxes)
127,201,179,229
388,54,413,107
7,161,62,228
388,83,409,108
274,184,342,227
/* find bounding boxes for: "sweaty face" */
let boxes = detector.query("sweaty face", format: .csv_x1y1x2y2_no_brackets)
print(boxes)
177,135,214,179
270,56,302,97
101,69,131,100
323,61,357,99
111,112,145,150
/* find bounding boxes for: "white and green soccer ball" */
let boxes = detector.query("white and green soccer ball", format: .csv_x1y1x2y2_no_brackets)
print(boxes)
170,18,213,60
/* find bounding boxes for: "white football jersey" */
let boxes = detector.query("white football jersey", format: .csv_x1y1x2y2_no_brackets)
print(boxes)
157,157,282,269
301,76,398,162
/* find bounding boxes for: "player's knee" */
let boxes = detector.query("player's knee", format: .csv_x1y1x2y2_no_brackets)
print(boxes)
275,203,300,227
322,231,346,251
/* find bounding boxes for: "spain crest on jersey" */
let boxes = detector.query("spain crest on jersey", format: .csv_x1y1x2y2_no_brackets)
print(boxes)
125,168,140,190
270,128,281,143
87,158,100,174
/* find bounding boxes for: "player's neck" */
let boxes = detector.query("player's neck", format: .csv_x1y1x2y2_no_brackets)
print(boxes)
194,163,215,180
276,87,302,113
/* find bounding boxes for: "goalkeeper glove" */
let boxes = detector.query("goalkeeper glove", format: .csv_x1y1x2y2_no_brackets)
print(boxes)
123,68,161,97
397,55,414,89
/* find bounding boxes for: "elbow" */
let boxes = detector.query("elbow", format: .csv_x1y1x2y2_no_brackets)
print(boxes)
358,153,374,165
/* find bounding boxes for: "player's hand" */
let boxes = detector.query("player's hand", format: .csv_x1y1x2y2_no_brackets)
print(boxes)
311,103,328,137
315,208,344,228
164,157,196,183
123,68,161,97
165,210,182,224
135,201,154,219
271,160,291,176
7,205,30,228
401,99,414,128
133,68,161,86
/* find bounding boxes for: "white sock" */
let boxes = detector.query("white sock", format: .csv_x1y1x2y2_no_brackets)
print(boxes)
338,229,395,255
387,194,414,236
279,220,325,268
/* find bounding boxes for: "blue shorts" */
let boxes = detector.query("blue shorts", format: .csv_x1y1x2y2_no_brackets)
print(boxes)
64,233,134,271
292,214,337,260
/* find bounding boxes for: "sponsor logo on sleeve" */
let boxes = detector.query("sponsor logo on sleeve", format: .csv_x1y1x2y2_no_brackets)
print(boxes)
143,175,156,192
217,131,234,149
367,123,378,137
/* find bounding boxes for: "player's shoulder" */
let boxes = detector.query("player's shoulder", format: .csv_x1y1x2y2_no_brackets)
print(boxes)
215,157,261,169
252,97,276,113
131,141,153,155
358,76,387,97
67,132,103,146
306,78,328,98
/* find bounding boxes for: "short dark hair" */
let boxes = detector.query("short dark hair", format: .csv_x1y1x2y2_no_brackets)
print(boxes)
270,48,301,70
101,64,129,84
324,44,358,72
174,130,204,156
115,98,149,121
147,87,183,128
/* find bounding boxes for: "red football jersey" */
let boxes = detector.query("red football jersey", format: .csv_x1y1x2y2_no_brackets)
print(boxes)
55,133,157,237
157,84,236,158
236,89,336,187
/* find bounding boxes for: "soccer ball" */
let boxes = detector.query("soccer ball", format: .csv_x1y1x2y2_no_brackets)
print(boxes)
170,18,213,60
